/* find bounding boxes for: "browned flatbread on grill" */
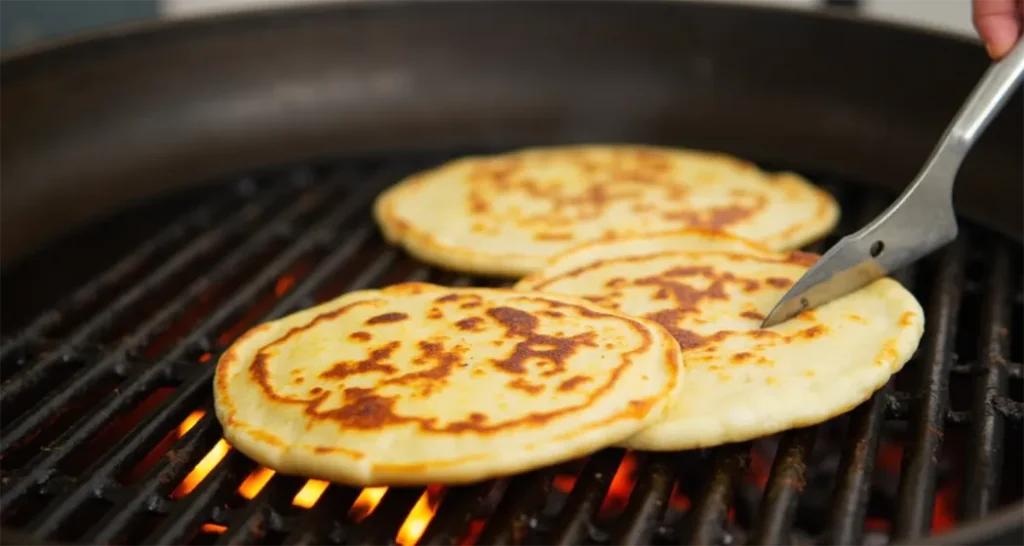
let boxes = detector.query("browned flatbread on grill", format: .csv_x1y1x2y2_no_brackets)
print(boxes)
213,282,684,486
517,231,924,450
373,144,840,277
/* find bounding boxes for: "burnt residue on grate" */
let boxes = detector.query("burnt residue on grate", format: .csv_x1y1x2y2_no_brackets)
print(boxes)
0,153,1021,546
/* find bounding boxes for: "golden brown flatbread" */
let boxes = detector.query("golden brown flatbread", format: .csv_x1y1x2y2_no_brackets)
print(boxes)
214,282,684,485
374,145,839,277
516,231,924,450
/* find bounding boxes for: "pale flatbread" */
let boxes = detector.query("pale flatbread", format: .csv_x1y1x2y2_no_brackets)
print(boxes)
516,231,924,451
374,145,840,277
214,282,684,485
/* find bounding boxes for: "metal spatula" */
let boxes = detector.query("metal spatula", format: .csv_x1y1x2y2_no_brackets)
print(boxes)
761,40,1024,328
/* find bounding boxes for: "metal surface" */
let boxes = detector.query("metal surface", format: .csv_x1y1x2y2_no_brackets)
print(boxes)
0,155,1021,546
762,39,1024,327
2,0,1022,266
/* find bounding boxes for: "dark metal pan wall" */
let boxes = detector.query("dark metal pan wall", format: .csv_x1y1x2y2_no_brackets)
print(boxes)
1,0,1021,265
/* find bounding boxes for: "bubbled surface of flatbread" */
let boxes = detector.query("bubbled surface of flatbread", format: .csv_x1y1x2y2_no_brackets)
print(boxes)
516,231,924,451
373,145,840,277
214,283,683,486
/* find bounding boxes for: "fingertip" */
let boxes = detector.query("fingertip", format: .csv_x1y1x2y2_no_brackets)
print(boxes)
985,36,1016,59
979,22,1020,59
985,42,1004,59
972,0,1022,59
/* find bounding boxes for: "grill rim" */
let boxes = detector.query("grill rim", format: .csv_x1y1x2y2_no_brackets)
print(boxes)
2,0,1021,265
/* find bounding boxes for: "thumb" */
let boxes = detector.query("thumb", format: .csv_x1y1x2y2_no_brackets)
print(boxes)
973,0,1023,59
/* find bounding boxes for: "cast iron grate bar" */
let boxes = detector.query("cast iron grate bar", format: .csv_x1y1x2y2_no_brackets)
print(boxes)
609,452,676,545
0,156,1021,546
0,162,407,516
83,409,223,544
214,474,308,545
824,385,890,545
685,442,751,545
0,180,305,453
146,450,256,545
0,191,226,365
476,470,552,546
962,240,1013,518
282,485,361,545
811,192,897,546
752,427,818,544
420,482,498,546
892,238,966,539
548,449,624,545
352,487,426,546
78,161,434,545
0,176,292,385
25,358,222,532
0,183,333,507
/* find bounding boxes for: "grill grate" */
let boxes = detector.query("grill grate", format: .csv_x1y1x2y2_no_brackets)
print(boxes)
1,151,1021,546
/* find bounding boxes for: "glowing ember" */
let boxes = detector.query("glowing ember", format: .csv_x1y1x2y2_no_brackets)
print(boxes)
669,483,690,511
932,478,959,532
238,467,276,499
747,448,771,490
873,439,959,534
173,439,231,498
199,353,212,363
865,516,890,531
459,519,486,546
396,488,441,546
201,523,227,534
275,275,297,297
171,410,234,497
177,410,205,437
600,452,638,515
553,474,577,493
293,479,330,508
349,487,388,521
877,441,903,476
558,458,694,516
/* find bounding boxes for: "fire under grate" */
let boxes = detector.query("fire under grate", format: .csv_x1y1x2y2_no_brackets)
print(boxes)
1,151,1021,546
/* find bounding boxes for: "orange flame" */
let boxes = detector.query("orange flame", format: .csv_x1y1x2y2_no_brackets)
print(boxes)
172,439,230,498
349,487,388,521
178,410,205,436
396,488,441,546
238,467,276,499
171,410,232,498
293,479,330,508
599,452,637,515
172,410,421,534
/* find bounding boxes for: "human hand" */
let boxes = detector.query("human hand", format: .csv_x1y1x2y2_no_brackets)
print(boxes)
973,0,1024,59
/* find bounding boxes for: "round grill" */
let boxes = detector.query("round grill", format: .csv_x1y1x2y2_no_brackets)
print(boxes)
1,152,1020,545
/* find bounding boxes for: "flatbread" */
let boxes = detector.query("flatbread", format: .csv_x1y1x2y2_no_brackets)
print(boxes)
516,231,924,451
373,144,839,277
213,282,684,486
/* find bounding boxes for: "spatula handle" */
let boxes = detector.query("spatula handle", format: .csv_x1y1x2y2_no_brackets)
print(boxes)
942,39,1024,154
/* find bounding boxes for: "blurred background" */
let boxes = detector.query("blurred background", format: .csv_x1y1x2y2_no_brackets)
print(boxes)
0,0,978,52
